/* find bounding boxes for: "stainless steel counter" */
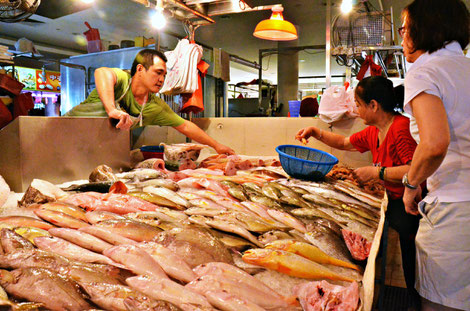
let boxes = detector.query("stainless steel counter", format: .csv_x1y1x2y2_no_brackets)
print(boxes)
0,117,130,192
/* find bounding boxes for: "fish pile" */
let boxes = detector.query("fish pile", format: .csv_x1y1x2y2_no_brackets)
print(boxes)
0,158,383,311
326,165,385,198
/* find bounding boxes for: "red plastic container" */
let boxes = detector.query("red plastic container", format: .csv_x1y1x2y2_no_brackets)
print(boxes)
0,73,24,96
140,145,164,160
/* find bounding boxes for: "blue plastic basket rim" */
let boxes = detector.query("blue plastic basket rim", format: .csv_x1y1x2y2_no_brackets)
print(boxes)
275,144,339,165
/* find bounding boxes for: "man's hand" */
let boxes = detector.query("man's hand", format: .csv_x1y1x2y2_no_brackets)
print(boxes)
214,143,235,155
353,166,378,183
108,109,134,130
403,186,422,215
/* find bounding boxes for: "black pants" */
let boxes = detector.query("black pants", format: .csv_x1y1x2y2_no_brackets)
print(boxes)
387,198,421,309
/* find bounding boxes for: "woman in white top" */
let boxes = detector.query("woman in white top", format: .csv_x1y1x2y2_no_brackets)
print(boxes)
400,0,470,310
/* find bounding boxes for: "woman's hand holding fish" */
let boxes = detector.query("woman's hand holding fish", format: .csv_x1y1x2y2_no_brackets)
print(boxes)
296,126,321,144
352,166,379,184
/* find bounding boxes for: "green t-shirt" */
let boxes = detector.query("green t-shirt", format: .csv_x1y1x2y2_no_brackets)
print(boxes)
65,68,185,128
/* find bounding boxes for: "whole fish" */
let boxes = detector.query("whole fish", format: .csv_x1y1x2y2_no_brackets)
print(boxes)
204,290,266,311
128,191,184,210
246,192,282,210
0,216,55,230
258,230,297,245
266,209,307,233
153,226,233,268
187,215,211,228
127,178,179,192
143,186,189,209
304,224,354,263
242,248,355,282
193,262,283,299
127,275,212,308
66,263,123,285
79,226,139,245
204,218,263,247
48,228,113,253
85,210,125,224
34,236,122,267
220,181,247,201
188,198,227,211
215,212,279,233
13,226,50,244
334,180,382,208
0,228,34,253
186,274,296,310
126,210,188,225
0,248,122,280
261,183,282,201
96,219,162,242
34,209,89,229
61,181,113,193
80,282,180,311
123,296,182,311
211,230,255,250
31,202,87,221
185,207,223,217
138,241,197,283
117,169,164,181
265,239,360,271
240,201,279,223
0,268,92,311
242,182,262,194
290,207,340,224
104,244,168,279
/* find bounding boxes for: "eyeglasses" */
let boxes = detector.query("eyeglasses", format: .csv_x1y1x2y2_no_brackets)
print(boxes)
398,27,407,38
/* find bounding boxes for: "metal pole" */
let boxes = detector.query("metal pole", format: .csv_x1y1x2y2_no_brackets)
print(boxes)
258,49,263,111
325,0,331,88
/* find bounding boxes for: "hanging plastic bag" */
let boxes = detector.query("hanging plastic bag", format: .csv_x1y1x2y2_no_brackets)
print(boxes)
160,39,203,95
180,60,209,114
318,86,357,123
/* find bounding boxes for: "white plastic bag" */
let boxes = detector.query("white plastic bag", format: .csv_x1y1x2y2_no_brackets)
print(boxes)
318,86,358,123
160,39,203,95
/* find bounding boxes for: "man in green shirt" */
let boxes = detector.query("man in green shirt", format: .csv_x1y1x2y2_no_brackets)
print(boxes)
66,49,234,155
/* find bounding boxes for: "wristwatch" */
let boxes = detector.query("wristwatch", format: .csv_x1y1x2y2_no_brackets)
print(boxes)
402,173,418,190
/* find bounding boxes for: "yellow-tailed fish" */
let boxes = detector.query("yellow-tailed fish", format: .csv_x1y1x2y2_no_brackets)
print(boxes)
242,248,355,282
32,202,87,222
265,239,361,271
13,227,50,244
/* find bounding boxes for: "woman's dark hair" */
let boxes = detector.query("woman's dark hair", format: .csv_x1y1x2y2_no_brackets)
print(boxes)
403,0,469,53
355,76,403,113
131,49,167,76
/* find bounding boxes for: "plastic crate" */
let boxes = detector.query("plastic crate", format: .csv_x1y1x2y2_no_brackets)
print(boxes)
0,73,24,96
276,145,338,181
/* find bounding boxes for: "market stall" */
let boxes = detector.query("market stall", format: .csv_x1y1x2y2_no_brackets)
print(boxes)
0,115,385,310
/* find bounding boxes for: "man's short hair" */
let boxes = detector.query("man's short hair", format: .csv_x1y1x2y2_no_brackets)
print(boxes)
131,49,167,76
404,0,469,54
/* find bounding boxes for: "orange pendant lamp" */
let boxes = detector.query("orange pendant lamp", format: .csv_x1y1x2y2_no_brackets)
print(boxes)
253,6,298,41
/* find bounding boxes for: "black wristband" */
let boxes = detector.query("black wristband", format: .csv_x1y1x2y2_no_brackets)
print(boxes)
379,166,386,180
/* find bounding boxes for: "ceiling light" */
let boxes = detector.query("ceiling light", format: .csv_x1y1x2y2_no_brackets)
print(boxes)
81,0,94,3
340,0,353,14
151,0,166,29
253,6,298,41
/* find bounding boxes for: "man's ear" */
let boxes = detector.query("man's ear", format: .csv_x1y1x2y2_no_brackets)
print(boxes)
136,64,145,72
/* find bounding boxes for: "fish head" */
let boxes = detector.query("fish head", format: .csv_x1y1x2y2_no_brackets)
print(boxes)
265,239,295,251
